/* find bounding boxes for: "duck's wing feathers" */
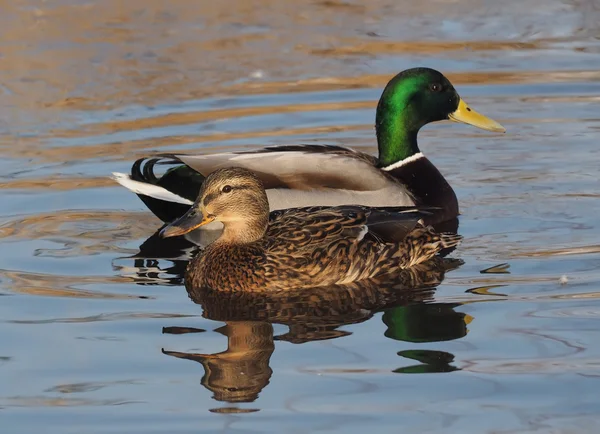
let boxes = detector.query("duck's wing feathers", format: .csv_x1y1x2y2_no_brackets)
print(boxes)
360,208,425,244
165,145,389,191
267,205,430,251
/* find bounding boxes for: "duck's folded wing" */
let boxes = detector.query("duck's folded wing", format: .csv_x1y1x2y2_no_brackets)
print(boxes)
361,208,427,243
167,145,389,191
268,205,429,249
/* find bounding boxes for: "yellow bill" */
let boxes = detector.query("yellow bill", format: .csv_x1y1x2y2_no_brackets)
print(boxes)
448,99,505,133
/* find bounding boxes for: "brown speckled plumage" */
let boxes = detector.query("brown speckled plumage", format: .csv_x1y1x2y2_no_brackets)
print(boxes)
160,167,462,292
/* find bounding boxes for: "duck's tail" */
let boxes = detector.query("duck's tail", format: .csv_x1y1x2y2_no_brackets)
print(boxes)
111,156,204,222
439,232,463,249
111,172,193,205
396,227,463,269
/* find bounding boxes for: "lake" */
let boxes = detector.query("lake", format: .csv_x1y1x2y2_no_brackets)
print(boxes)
1,1,600,432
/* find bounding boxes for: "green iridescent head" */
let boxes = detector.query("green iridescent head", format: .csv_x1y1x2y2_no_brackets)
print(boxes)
375,67,505,167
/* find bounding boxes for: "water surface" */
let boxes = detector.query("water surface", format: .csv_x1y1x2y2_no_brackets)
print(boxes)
1,1,600,432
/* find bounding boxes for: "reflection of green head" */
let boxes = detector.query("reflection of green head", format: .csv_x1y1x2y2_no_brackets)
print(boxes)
382,303,470,343
394,349,459,374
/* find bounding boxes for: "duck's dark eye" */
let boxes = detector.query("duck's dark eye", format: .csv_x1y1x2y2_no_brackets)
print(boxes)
221,185,232,193
429,83,442,92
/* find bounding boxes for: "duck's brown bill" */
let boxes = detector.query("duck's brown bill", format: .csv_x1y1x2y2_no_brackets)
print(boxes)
159,207,216,238
448,99,506,133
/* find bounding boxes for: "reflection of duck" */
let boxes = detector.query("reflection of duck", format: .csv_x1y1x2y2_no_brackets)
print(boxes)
163,321,274,403
186,256,462,343
161,257,463,405
162,257,462,405
113,68,504,236
394,349,459,374
197,277,432,344
383,303,472,343
159,167,462,292
112,228,196,286
382,299,472,374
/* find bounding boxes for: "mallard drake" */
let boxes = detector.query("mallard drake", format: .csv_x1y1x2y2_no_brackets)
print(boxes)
112,67,504,232
159,167,463,292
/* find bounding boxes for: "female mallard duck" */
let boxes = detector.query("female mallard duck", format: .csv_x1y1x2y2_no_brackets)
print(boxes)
159,167,463,292
113,67,504,232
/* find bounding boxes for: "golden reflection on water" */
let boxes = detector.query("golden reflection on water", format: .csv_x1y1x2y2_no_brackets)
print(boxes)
2,0,592,112
4,69,600,162
0,211,155,242
0,0,598,132
0,176,116,191
0,270,138,299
